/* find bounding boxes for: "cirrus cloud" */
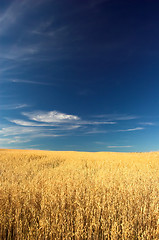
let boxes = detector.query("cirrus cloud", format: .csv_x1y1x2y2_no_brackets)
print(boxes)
116,127,144,132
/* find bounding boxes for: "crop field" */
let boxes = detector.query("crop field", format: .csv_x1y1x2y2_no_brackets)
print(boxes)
0,149,159,239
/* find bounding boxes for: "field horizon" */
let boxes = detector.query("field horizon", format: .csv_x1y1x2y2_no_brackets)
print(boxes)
1,148,159,154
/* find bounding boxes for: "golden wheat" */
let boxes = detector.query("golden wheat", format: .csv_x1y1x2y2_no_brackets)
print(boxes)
0,149,159,239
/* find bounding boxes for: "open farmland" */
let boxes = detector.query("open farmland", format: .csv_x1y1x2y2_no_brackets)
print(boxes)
0,150,159,239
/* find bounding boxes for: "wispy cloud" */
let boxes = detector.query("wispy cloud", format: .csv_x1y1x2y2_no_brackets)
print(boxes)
21,110,116,125
1,104,29,110
0,45,40,61
115,116,138,121
85,129,108,134
9,120,49,127
5,110,116,131
0,136,30,144
0,0,53,64
0,0,24,35
32,133,66,138
30,21,68,39
94,114,138,121
10,79,55,86
3,108,146,148
78,121,116,125
0,0,46,36
0,126,40,136
116,127,144,132
0,126,66,139
5,110,117,141
30,20,53,35
139,122,155,126
9,119,81,130
0,65,19,75
2,110,82,141
107,145,133,148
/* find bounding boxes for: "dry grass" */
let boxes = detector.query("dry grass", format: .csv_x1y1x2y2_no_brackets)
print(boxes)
0,149,159,239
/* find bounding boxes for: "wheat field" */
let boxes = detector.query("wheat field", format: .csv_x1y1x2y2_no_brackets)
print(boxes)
0,149,159,239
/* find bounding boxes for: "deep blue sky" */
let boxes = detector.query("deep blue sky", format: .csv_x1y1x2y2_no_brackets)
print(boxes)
0,0,159,152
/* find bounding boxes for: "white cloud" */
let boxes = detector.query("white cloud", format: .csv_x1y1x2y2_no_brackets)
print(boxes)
7,138,30,144
85,129,108,134
139,122,155,126
5,110,117,141
20,110,116,126
115,116,138,121
116,127,144,132
5,110,145,142
0,136,30,144
10,79,54,86
94,114,138,121
33,133,66,138
9,120,49,127
22,111,80,123
107,145,133,148
1,104,29,110
0,126,39,136
78,120,116,125
5,109,117,143
9,119,81,130
0,126,66,140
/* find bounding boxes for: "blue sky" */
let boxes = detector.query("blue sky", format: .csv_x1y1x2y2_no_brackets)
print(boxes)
0,0,159,152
